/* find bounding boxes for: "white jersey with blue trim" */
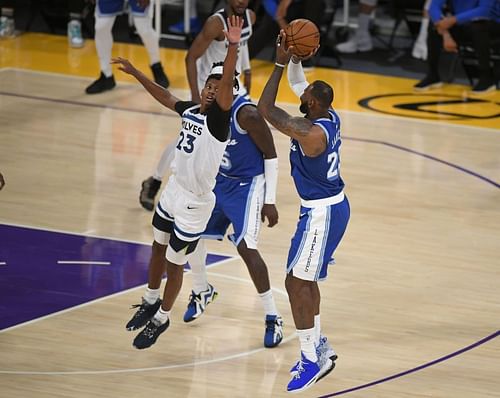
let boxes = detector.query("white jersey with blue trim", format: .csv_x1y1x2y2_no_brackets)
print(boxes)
289,109,345,201
172,104,229,195
196,8,252,92
219,95,264,179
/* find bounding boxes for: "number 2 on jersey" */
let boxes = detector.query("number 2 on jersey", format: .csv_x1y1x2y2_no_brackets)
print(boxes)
327,151,339,180
176,132,196,153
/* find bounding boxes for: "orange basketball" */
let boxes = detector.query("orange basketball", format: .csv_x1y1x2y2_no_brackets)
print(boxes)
284,19,320,57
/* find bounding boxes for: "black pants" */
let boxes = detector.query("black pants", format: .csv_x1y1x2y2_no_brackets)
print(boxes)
427,20,500,81
248,0,323,59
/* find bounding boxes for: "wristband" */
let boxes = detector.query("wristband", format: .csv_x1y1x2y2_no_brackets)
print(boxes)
275,62,285,68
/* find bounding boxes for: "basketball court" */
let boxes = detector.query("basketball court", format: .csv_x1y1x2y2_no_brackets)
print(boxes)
0,33,499,397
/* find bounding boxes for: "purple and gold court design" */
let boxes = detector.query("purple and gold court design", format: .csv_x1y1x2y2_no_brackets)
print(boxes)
0,224,231,330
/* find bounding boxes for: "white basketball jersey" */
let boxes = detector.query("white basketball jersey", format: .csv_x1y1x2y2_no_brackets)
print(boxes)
171,104,229,196
196,8,253,91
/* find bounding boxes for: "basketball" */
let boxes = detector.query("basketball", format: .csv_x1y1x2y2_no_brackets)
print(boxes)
284,19,320,57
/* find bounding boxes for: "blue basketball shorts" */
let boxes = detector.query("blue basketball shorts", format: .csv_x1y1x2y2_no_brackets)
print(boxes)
287,193,350,282
96,0,152,17
203,174,265,249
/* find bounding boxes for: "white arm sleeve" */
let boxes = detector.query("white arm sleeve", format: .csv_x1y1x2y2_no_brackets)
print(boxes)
264,158,279,204
287,60,309,98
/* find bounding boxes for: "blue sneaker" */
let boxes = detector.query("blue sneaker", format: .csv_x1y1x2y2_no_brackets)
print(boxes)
287,352,321,393
183,284,218,322
264,315,283,348
290,336,337,375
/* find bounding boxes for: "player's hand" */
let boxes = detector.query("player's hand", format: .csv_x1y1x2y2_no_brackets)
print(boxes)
261,204,278,227
291,46,320,64
224,15,244,44
0,173,5,190
443,33,457,53
276,30,293,65
136,0,150,9
111,57,137,76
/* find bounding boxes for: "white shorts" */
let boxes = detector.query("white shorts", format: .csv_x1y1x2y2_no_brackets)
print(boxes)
154,176,215,263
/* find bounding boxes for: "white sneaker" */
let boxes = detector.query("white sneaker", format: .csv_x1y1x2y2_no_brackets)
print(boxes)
68,20,84,48
336,35,373,53
412,39,427,60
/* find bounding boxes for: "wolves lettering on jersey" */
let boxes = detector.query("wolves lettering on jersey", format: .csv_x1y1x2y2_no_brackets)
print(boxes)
219,95,264,178
290,109,345,200
197,8,253,91
172,104,228,195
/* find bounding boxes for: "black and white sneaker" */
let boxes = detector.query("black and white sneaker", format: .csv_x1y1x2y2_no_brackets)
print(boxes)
151,62,170,89
133,317,170,349
414,75,443,91
126,298,162,331
471,78,496,95
139,176,162,211
85,72,116,94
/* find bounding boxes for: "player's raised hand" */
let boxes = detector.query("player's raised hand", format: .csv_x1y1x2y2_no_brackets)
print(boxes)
224,15,244,44
291,45,320,64
111,57,137,76
276,29,294,65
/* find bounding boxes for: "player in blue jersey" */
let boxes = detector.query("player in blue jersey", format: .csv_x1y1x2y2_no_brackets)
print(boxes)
182,90,283,348
258,31,350,393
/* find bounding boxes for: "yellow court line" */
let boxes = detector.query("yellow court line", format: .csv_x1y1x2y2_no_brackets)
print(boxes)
1,33,498,129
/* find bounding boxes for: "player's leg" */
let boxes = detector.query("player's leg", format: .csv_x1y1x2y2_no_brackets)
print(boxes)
226,175,283,347
85,0,120,94
134,180,215,349
336,0,377,53
125,191,174,331
131,0,170,88
285,198,350,392
182,203,229,322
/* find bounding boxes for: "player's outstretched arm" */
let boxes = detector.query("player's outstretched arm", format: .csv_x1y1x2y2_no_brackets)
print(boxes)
111,57,180,112
217,15,244,111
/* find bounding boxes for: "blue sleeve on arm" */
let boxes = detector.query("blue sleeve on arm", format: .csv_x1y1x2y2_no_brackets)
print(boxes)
455,0,495,24
263,0,279,20
429,0,446,22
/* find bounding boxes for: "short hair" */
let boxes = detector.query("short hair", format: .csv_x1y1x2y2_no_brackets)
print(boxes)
205,62,240,92
310,80,334,108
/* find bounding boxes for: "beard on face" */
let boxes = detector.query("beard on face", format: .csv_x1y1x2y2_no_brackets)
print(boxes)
299,101,309,116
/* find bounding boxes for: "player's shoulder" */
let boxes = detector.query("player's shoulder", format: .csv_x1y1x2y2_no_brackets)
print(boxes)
203,13,225,34
247,8,256,24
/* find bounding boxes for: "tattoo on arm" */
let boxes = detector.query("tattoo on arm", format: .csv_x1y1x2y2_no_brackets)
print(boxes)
265,109,313,139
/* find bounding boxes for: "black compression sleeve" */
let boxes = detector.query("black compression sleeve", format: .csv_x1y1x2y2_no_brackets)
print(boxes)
206,100,231,142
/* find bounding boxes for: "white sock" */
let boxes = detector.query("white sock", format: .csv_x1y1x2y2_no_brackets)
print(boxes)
154,307,170,324
153,142,176,180
356,13,371,41
297,328,317,362
314,314,321,346
416,17,429,43
259,289,278,316
94,15,115,77
143,287,160,305
133,16,160,65
188,240,208,294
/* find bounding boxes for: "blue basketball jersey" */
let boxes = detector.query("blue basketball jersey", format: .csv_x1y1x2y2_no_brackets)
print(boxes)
289,109,345,200
219,95,264,178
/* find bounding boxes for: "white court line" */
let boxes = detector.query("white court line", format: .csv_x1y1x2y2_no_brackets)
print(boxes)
57,261,111,266
0,269,295,375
